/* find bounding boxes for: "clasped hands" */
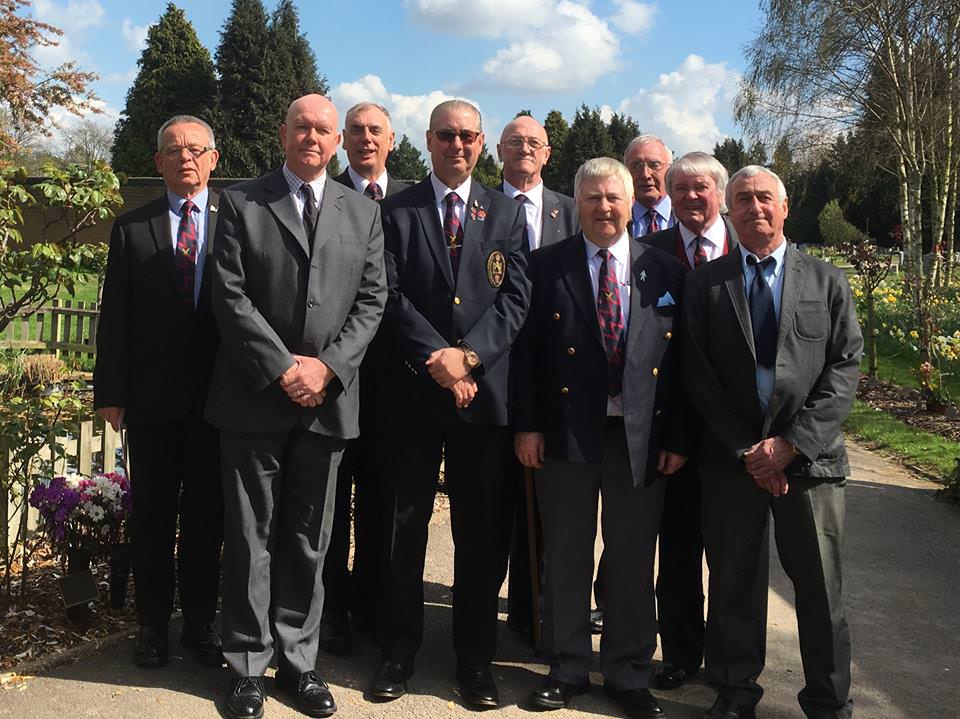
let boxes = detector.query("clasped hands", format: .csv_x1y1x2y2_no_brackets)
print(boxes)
280,354,335,407
743,436,796,496
425,346,476,409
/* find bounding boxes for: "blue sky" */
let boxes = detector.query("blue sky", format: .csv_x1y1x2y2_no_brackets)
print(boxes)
28,0,764,161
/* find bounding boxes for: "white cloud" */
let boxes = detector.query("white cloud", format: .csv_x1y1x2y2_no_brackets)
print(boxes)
30,0,105,68
411,0,620,93
611,0,658,35
105,67,139,85
617,54,741,155
121,18,149,53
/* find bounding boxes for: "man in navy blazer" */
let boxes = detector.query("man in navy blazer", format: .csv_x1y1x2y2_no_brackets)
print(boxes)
321,102,410,655
514,157,688,717
94,114,223,670
370,99,531,709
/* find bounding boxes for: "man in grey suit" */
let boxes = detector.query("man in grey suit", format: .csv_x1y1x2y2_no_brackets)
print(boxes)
514,157,689,717
494,113,578,639
207,94,386,719
321,102,409,655
682,166,861,719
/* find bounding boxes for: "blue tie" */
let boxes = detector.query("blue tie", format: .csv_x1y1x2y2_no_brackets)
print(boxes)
747,255,777,368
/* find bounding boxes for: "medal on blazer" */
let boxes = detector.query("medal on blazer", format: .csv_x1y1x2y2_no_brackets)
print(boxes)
486,250,505,288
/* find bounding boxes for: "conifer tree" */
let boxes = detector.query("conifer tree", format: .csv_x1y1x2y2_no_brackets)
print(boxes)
385,134,428,182
541,109,569,192
556,105,613,195
111,3,217,176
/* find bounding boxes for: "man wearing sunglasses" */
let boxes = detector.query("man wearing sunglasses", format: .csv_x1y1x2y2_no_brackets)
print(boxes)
371,99,531,710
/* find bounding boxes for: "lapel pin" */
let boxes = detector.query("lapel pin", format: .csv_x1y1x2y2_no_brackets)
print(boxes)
549,208,560,219
639,269,647,282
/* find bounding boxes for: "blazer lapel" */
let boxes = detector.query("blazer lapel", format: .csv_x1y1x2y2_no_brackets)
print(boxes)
264,169,311,258
312,179,343,257
774,243,804,363
626,238,653,348
558,235,603,349
541,188,559,242
720,249,755,359
148,197,181,293
413,179,455,289
458,183,487,280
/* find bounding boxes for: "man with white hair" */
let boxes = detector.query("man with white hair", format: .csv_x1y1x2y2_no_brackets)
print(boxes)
624,134,675,238
682,166,860,719
514,157,689,717
643,151,738,691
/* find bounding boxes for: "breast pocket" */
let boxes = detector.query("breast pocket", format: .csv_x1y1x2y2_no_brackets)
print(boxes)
794,299,828,341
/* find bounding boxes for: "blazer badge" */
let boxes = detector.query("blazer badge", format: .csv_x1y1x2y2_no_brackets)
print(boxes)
549,207,560,219
470,200,487,222
486,250,506,288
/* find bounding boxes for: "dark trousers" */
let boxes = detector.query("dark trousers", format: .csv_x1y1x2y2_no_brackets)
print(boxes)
322,432,382,624
536,421,663,690
656,461,705,669
379,420,512,670
126,415,222,630
496,459,540,630
702,470,852,718
219,427,344,678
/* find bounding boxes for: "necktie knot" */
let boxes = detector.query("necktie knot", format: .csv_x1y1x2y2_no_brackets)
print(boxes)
364,182,383,201
444,192,463,277
301,183,318,234
647,211,660,235
182,199,196,216
515,194,528,204
747,255,775,272
446,192,461,208
693,235,709,267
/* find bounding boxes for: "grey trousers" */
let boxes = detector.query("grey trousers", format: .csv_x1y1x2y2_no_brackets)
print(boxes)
220,427,344,678
536,421,664,690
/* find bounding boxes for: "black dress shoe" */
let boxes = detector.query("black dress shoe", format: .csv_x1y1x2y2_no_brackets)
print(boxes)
370,660,410,700
603,686,666,719
590,608,604,635
276,670,337,718
133,625,168,668
529,677,590,710
456,665,499,709
223,676,265,719
702,695,756,719
653,663,699,690
180,622,223,666
319,612,352,656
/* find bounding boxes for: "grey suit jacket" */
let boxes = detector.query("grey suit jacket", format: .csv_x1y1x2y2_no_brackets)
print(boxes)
205,168,387,438
681,242,862,478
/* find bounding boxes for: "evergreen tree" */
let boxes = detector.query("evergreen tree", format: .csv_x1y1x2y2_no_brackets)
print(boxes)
471,143,500,186
386,134,428,182
746,139,768,166
556,105,613,195
111,4,217,176
712,137,748,176
606,112,640,160
770,136,794,184
541,109,570,192
214,0,272,178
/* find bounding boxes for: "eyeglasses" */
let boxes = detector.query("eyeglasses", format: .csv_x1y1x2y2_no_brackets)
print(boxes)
629,160,665,172
161,145,214,158
432,129,481,144
503,136,548,151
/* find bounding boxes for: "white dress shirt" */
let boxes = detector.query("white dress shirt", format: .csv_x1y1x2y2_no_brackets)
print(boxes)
347,165,388,198
678,214,727,267
283,162,327,217
430,172,471,229
502,179,544,251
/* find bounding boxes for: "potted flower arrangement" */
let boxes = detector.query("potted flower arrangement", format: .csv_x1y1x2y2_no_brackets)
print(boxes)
28,471,132,623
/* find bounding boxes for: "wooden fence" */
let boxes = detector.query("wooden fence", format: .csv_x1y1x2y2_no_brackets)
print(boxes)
0,300,100,364
2,416,123,556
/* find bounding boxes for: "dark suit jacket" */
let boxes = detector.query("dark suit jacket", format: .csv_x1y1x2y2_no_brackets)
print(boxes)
514,234,689,486
333,169,410,198
496,182,578,248
380,177,531,426
644,216,739,269
205,168,386,438
94,193,219,424
681,242,863,478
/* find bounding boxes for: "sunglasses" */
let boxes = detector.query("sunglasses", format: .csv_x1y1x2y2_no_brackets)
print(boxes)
432,129,481,144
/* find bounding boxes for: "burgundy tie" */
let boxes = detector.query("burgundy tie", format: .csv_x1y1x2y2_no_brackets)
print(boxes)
647,211,660,235
444,192,463,277
365,182,383,201
694,236,708,267
596,249,625,396
174,199,198,308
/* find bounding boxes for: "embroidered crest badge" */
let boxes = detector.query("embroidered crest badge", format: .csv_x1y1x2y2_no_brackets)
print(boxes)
486,250,506,288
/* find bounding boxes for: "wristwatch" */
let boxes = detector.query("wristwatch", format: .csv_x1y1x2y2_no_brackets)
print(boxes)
459,342,481,370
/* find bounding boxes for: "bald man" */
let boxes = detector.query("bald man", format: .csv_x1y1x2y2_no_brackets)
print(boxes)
207,94,387,719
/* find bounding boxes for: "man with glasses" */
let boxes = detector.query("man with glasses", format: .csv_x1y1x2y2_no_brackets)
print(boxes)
95,115,223,669
206,94,386,719
370,99,531,709
320,102,410,656
624,134,676,239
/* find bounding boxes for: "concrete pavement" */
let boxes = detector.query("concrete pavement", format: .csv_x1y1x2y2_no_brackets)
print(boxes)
1,441,958,718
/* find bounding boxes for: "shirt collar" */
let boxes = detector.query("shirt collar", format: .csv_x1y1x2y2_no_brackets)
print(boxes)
347,165,388,196
167,187,208,215
632,194,672,224
739,237,788,276
678,214,725,249
282,162,327,202
430,172,472,205
584,231,631,265
502,178,544,209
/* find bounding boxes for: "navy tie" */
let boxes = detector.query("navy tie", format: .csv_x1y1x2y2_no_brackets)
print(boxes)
747,255,777,368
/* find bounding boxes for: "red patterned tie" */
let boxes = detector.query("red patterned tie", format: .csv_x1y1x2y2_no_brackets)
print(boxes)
647,211,660,235
174,199,198,308
694,236,708,267
364,182,383,201
444,192,463,277
596,249,625,396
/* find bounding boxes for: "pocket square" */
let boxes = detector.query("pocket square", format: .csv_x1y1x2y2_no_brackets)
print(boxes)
656,291,676,307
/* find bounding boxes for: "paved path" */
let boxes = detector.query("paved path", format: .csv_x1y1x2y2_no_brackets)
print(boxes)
1,441,958,718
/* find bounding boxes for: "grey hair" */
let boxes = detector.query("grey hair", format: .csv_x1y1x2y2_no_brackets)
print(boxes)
573,157,634,201
726,165,788,206
156,115,216,151
345,102,392,127
429,99,482,131
666,151,730,212
623,133,672,164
